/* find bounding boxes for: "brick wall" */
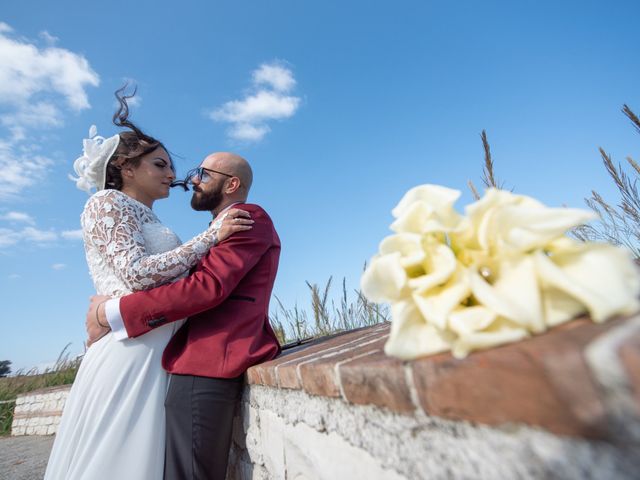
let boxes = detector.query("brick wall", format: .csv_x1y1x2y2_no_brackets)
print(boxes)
228,314,640,479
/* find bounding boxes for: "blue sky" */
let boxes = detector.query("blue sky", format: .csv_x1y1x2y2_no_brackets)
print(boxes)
1,1,639,371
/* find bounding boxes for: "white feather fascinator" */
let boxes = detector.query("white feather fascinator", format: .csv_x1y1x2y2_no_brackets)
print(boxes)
69,125,120,193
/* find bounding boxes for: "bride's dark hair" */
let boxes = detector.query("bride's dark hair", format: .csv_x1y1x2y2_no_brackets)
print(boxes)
104,85,172,190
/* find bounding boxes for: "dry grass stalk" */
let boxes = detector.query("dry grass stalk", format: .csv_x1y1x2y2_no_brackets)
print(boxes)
623,104,640,134
467,180,481,200
0,344,81,435
573,105,640,258
481,130,503,189
270,272,389,346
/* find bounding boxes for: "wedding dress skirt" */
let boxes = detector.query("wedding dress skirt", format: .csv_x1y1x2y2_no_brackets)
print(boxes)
45,190,216,479
44,326,176,479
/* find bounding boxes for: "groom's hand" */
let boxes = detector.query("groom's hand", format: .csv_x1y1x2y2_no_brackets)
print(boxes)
86,295,112,347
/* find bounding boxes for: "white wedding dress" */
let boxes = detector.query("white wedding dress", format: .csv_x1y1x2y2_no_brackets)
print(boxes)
45,189,217,480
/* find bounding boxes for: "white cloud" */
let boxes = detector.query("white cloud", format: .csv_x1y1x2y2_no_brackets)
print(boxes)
0,28,99,110
0,226,58,248
212,90,300,124
39,31,58,46
51,263,66,270
0,146,54,199
0,211,35,224
0,217,82,249
0,227,19,247
61,229,83,240
252,63,296,92
1,101,62,129
228,124,270,142
8,273,20,279
21,226,57,243
209,61,300,142
0,23,99,200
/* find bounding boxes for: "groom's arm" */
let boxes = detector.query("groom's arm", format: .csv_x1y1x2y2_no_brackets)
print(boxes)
100,207,274,339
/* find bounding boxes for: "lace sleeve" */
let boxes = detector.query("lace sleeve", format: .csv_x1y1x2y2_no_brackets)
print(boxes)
81,190,217,291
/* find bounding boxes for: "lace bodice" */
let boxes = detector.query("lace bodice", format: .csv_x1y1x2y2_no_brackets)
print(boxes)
81,189,216,297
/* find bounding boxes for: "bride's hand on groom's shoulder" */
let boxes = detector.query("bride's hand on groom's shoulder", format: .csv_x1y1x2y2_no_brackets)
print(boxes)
213,208,254,243
85,295,112,347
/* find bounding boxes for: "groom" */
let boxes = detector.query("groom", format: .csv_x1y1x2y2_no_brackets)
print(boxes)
86,152,281,479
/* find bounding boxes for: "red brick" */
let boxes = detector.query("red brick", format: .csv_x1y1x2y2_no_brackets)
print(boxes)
297,336,389,398
411,316,628,438
273,324,390,390
339,347,415,413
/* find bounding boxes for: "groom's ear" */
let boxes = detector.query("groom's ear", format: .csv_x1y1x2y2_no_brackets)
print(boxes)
225,177,242,194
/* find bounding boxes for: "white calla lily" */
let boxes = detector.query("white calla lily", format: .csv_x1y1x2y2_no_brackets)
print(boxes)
379,233,425,272
470,256,546,332
407,240,458,292
412,265,470,330
452,322,529,359
391,184,461,219
384,299,453,360
391,184,463,234
360,253,408,303
448,306,497,336
534,241,640,322
361,183,640,361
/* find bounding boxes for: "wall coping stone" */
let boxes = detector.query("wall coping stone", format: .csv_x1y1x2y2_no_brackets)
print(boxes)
246,314,640,440
15,385,71,398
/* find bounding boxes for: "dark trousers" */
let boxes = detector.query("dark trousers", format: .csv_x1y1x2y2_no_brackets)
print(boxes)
164,373,243,480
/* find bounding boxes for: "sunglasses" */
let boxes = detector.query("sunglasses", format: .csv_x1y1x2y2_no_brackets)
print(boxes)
170,167,234,191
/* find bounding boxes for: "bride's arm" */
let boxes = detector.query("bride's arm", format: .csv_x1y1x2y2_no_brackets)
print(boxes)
81,190,250,291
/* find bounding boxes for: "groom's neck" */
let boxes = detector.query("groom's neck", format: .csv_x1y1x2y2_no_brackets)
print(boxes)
211,198,245,217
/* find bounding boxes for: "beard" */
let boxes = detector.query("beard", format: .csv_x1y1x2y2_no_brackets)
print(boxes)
191,184,224,211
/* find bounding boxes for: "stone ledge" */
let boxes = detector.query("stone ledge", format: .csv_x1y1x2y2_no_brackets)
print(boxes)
11,384,71,436
246,314,640,439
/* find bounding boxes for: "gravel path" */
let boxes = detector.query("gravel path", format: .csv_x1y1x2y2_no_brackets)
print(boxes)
0,435,54,480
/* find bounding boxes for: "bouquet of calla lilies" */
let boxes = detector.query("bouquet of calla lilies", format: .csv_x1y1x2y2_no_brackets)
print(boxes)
361,185,640,359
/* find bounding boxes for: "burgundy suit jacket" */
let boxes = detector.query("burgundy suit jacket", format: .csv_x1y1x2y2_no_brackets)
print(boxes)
119,203,281,378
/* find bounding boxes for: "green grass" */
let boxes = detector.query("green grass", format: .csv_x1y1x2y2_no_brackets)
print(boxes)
0,344,81,436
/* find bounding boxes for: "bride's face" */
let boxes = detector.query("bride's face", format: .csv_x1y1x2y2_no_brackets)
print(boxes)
124,148,175,202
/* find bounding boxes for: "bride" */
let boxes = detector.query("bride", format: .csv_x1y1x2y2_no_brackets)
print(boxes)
44,90,252,480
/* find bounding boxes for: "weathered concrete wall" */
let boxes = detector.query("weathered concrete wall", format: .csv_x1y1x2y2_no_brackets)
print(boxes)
228,385,639,480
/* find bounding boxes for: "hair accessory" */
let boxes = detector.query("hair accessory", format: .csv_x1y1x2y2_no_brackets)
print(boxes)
69,125,120,193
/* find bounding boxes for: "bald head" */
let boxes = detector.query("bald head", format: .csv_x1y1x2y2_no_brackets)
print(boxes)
203,152,253,195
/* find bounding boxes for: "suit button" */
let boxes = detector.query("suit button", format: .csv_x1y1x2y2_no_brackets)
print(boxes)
148,317,166,328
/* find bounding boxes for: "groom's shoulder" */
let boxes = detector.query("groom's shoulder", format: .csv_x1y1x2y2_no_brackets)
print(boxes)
240,203,271,220
239,204,278,236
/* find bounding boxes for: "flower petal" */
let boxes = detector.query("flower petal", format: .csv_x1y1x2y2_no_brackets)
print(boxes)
412,264,470,330
495,206,596,253
470,256,545,332
407,241,458,292
534,243,640,322
384,299,453,360
379,233,425,271
361,253,408,303
448,305,497,336
540,286,586,327
452,323,529,358
391,184,461,219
